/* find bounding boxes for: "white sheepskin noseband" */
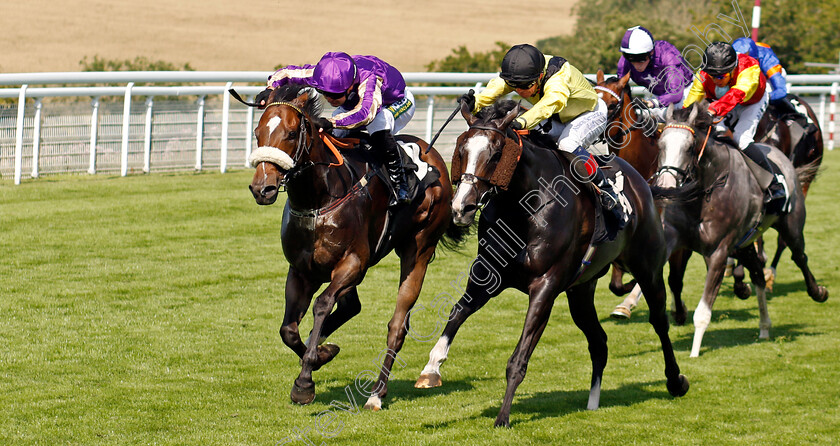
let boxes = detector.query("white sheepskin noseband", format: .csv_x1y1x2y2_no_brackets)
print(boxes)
248,146,295,170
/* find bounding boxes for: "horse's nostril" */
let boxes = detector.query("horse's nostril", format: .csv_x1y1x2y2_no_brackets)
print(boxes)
261,185,277,197
462,204,477,216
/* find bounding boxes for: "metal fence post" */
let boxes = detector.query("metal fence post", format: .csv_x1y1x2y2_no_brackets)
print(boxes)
121,82,134,176
143,97,154,173
14,84,27,185
195,96,205,171
31,98,42,179
220,81,232,173
89,97,100,174
818,93,826,132
245,96,254,167
425,95,435,143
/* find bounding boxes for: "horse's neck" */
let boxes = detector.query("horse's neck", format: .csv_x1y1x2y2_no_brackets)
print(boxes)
697,138,732,186
286,143,356,211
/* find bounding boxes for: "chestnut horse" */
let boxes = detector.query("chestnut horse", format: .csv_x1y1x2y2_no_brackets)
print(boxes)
414,99,688,427
246,83,466,410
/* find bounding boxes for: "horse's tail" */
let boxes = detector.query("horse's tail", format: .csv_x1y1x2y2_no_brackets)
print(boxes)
795,159,822,188
438,220,471,252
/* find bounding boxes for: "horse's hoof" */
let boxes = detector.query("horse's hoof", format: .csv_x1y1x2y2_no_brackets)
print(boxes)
610,305,632,320
301,343,341,372
734,282,751,300
363,395,382,411
667,374,689,397
759,328,770,339
763,268,775,292
290,380,315,405
811,286,828,303
414,372,442,388
493,416,511,428
672,310,687,326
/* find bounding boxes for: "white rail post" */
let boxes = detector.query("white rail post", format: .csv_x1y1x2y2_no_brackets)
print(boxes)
195,96,205,171
220,81,232,173
425,96,435,143
830,82,837,151
244,96,254,167
31,99,43,179
818,94,826,132
121,82,135,176
14,85,28,185
89,97,100,174
143,97,153,173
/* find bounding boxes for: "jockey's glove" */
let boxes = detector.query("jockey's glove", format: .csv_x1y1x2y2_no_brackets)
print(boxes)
459,89,476,112
510,119,525,131
255,88,273,109
316,117,334,133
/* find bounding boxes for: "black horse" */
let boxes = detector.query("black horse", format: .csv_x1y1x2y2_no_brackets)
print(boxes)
651,100,827,357
413,100,688,427
247,83,467,410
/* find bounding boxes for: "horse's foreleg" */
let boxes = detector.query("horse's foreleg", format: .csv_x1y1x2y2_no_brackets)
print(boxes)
364,245,435,411
564,280,607,412
495,277,563,428
279,266,320,358
291,256,364,405
690,250,727,357
667,248,692,325
314,287,362,343
415,274,496,390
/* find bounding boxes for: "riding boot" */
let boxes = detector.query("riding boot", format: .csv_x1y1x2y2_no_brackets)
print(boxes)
371,130,411,207
572,146,625,228
742,143,787,210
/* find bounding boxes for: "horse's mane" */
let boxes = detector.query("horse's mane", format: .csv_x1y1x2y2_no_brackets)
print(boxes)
269,83,323,118
603,76,631,97
474,99,520,123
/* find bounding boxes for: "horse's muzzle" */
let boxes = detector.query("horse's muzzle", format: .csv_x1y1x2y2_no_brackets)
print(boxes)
249,183,279,205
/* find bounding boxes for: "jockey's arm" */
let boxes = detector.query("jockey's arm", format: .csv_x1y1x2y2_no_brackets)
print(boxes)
267,64,317,89
515,75,571,129
331,77,381,129
682,75,707,109
709,65,760,116
473,77,512,113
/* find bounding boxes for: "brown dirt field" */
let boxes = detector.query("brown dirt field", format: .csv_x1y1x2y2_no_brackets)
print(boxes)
1,0,577,74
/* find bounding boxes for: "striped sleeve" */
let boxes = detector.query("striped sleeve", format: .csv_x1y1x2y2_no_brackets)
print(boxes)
267,64,316,89
331,77,382,129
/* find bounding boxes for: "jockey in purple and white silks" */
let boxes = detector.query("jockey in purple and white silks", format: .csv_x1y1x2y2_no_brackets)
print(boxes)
257,52,415,206
617,26,693,122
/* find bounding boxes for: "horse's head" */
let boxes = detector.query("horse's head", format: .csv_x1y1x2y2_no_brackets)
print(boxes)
248,84,322,205
595,70,631,119
653,101,713,189
450,100,521,226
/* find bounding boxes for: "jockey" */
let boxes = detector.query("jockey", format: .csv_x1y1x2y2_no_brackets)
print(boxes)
256,52,414,207
461,43,625,226
732,37,817,134
683,41,786,210
617,26,693,122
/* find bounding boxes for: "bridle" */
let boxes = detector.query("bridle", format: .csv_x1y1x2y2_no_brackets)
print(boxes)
455,124,525,209
652,124,704,188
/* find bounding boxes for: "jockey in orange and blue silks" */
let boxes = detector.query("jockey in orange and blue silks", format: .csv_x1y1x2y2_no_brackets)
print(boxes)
684,42,787,209
257,52,414,206
617,26,693,121
460,43,627,227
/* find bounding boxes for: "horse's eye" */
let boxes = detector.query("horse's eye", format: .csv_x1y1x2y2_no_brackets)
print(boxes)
288,131,298,139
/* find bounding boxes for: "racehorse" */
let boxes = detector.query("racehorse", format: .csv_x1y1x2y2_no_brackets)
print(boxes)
413,99,688,427
593,71,691,322
247,83,467,410
651,100,827,357
739,95,824,289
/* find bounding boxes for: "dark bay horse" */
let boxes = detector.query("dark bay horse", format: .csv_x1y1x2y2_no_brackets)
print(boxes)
594,71,691,322
652,101,827,357
414,100,688,427
247,83,466,410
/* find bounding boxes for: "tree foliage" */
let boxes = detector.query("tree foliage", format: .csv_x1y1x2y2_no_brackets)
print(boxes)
424,42,510,73
80,55,194,72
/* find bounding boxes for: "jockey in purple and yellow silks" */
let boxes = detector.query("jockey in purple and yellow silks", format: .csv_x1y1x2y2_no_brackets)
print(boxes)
617,26,693,121
460,43,626,227
257,52,414,206
684,41,786,211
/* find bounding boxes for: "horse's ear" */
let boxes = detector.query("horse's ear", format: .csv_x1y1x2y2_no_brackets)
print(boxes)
596,70,605,84
460,98,477,126
293,91,310,109
665,103,674,122
499,103,521,129
618,72,631,89
687,102,699,125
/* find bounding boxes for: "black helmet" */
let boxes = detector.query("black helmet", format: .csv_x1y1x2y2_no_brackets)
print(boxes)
703,42,738,76
500,44,546,84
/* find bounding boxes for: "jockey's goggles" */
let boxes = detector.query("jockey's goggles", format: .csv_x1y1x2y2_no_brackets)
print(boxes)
624,52,651,63
710,72,730,80
505,79,538,90
319,90,346,100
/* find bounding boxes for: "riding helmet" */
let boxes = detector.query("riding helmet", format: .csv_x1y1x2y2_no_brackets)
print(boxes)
703,42,738,76
312,52,357,94
620,26,655,55
500,44,546,83
731,37,759,59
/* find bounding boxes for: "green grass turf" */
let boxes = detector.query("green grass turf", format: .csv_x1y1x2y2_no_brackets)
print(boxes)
1,152,839,445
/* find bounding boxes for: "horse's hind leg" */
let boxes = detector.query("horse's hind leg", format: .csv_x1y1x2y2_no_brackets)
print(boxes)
775,208,828,302
635,270,689,397
364,243,437,411
735,245,771,339
495,278,564,428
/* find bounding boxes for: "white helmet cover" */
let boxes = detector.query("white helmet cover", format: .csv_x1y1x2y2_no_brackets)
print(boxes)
621,26,655,54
